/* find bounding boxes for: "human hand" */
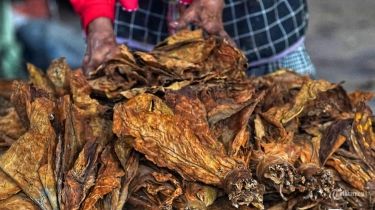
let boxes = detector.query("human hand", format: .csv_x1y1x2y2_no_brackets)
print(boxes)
84,17,120,76
169,0,236,47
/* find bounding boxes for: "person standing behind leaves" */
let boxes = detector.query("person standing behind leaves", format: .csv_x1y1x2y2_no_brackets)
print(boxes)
70,0,316,79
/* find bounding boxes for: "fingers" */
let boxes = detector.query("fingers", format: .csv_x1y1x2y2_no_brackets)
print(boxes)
202,22,237,47
83,18,118,76
84,45,119,76
169,8,196,30
83,49,106,76
82,54,90,76
171,0,236,48
82,40,92,76
83,31,118,76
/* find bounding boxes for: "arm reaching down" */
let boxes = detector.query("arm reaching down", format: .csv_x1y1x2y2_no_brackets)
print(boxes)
70,0,119,76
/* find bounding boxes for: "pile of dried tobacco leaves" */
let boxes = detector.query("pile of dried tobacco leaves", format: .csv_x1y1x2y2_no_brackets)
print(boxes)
1,29,375,210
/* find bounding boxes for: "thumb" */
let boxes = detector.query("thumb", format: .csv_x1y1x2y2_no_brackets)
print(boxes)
82,54,90,76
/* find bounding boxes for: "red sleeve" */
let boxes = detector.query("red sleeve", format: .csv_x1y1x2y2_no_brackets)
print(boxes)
69,0,116,34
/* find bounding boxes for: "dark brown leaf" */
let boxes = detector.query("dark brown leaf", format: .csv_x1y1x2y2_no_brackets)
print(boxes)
319,119,352,166
81,145,125,209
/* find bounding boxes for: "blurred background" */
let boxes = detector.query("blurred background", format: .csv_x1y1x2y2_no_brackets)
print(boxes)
305,0,375,108
1,0,375,105
305,0,375,98
0,0,85,80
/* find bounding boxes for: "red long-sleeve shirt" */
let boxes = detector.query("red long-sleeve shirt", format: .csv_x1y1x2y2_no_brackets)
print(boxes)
70,0,117,33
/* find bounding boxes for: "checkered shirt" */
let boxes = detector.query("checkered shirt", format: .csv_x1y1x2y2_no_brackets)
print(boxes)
247,44,316,78
114,0,309,69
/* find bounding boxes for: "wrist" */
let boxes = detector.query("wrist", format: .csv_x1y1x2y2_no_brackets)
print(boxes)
88,17,114,34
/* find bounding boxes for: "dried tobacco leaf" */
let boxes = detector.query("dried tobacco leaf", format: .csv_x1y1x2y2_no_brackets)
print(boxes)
0,79,13,100
114,148,139,209
89,44,137,78
58,96,95,175
27,62,56,98
299,85,354,131
151,170,184,208
207,39,248,80
250,69,309,112
113,137,135,172
210,91,264,164
154,29,203,47
195,185,220,207
325,155,374,192
152,35,216,66
113,93,264,208
113,94,228,185
55,94,90,208
333,180,373,209
0,96,13,117
252,114,302,164
61,140,101,210
140,52,202,78
125,164,183,210
255,84,291,113
293,134,320,166
206,196,256,210
198,81,255,126
88,52,148,100
56,71,113,209
59,71,113,209
319,119,352,166
164,86,225,153
0,192,40,210
252,120,308,199
46,57,72,96
71,71,113,145
88,30,210,101
349,102,375,166
252,69,310,87
256,156,304,201
81,145,126,209
181,181,220,209
264,194,326,210
0,97,56,210
92,45,137,75
11,81,50,130
70,71,100,115
119,83,190,100
88,29,248,101
281,79,337,124
0,108,25,144
0,169,20,201
296,163,334,201
0,108,18,154
348,90,375,108
259,107,289,143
